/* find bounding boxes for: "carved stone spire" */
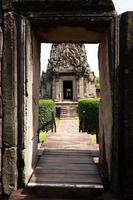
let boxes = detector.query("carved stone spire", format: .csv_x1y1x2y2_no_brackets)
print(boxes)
47,43,91,75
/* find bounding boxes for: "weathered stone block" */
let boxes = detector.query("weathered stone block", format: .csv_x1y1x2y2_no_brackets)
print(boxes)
0,119,2,148
3,12,18,147
0,99,2,119
2,0,12,10
0,149,2,195
0,27,3,61
2,147,17,195
0,27,3,87
119,12,133,198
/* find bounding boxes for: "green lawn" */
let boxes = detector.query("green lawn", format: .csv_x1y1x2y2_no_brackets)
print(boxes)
39,131,47,143
55,117,60,126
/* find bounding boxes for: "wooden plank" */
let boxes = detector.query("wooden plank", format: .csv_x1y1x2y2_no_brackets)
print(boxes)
34,169,99,175
40,159,94,162
37,163,95,167
40,155,93,159
40,154,93,158
30,176,102,184
43,151,93,156
43,150,92,153
36,166,97,172
31,172,100,178
38,160,94,164
36,166,98,171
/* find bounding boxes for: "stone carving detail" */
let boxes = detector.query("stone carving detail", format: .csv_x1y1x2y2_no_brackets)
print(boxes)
47,43,91,76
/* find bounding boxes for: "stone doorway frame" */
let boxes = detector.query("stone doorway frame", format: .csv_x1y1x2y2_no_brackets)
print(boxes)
1,0,119,195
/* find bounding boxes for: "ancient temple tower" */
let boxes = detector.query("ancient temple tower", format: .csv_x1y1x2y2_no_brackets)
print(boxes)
40,43,96,101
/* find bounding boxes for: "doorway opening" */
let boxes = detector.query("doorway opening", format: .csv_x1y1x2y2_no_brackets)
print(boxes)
63,81,73,100
2,0,118,196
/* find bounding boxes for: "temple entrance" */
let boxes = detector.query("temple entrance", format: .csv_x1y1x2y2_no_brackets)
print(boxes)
63,81,73,100
3,0,131,198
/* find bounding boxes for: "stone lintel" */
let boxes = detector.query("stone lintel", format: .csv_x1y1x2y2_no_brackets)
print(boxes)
12,0,115,13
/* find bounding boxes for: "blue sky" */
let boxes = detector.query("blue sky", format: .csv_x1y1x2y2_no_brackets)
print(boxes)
41,1,133,76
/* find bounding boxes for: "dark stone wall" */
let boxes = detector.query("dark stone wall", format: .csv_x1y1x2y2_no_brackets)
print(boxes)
99,33,113,186
0,2,3,196
119,12,133,199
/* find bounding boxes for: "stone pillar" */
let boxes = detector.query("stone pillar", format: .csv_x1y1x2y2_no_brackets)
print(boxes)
84,78,88,97
88,82,91,97
2,12,18,195
119,12,133,199
59,78,62,101
55,80,60,101
79,76,84,98
76,77,80,99
52,76,56,99
15,16,40,188
73,79,76,101
0,8,3,195
99,32,113,187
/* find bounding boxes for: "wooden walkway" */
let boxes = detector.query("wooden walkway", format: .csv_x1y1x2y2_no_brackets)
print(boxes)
29,149,102,188
10,119,104,199
27,119,103,198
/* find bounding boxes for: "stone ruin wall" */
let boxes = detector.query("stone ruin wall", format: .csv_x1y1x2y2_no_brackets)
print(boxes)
0,8,40,194
0,6,3,194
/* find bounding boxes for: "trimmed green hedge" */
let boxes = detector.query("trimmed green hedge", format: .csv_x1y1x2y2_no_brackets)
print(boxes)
38,99,56,132
78,98,100,142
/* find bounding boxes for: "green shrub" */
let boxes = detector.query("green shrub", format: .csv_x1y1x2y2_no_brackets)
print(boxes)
38,99,56,132
78,98,100,142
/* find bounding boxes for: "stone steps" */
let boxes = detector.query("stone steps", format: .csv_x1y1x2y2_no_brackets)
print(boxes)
60,106,77,118
56,101,78,118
